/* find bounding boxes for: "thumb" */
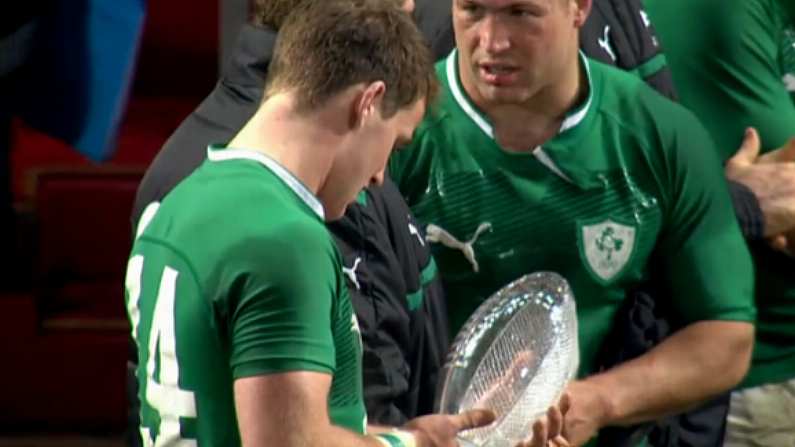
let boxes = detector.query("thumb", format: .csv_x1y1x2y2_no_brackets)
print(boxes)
452,409,496,431
759,137,795,164
727,127,761,168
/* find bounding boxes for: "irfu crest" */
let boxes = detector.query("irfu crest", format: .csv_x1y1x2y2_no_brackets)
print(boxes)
579,219,636,284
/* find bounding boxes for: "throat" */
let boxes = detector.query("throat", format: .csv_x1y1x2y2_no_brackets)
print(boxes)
492,116,562,153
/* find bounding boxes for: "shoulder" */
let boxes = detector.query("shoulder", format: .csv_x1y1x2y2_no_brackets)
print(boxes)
595,60,704,139
593,61,719,168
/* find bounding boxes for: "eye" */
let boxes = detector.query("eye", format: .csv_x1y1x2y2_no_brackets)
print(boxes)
460,2,483,16
511,7,541,18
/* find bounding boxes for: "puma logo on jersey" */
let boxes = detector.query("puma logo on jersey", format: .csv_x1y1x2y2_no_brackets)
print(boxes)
784,73,795,92
598,26,617,62
342,257,362,291
408,221,425,247
426,222,492,273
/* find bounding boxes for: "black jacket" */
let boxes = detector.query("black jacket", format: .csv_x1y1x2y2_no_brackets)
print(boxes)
130,23,448,427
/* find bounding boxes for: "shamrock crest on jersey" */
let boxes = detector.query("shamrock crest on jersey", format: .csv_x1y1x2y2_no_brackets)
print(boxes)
579,219,636,284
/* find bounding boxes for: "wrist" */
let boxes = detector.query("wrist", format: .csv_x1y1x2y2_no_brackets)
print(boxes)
573,377,619,427
372,429,417,447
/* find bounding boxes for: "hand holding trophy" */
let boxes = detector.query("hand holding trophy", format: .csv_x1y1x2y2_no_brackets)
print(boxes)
436,272,579,447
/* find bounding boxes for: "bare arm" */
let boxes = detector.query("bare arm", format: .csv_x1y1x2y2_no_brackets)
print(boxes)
234,371,499,447
235,371,383,447
563,320,754,446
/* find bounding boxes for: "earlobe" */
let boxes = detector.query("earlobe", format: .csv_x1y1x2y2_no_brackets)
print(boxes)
573,0,592,27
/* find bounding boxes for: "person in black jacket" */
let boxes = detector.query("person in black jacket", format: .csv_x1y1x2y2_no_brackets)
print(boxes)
127,1,450,445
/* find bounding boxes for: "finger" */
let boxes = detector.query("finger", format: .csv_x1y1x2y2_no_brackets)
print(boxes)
453,408,496,431
551,435,571,447
759,137,795,164
531,417,548,447
558,392,572,416
547,405,563,438
726,127,761,169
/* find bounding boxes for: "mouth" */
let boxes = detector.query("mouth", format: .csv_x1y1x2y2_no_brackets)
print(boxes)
477,62,520,85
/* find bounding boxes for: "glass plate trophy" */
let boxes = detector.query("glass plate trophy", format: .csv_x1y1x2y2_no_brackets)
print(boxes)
436,272,579,447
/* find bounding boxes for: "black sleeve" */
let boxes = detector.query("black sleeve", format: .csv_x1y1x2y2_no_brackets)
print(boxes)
375,178,450,417
413,0,455,61
580,0,678,100
329,177,451,424
130,85,258,235
328,194,413,426
728,179,766,240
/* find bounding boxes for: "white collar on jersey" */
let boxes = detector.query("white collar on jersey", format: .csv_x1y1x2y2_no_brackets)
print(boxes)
444,49,594,139
206,145,325,220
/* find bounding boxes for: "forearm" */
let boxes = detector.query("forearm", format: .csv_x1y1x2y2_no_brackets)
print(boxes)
582,320,754,426
243,417,415,447
304,425,413,447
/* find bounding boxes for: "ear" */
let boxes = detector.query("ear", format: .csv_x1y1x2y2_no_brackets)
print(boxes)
571,0,592,28
351,81,387,129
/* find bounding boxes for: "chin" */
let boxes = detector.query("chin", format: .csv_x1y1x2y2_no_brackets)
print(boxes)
479,85,530,106
323,204,348,222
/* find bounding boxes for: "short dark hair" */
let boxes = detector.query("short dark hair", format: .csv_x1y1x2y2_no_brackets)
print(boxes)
265,0,438,118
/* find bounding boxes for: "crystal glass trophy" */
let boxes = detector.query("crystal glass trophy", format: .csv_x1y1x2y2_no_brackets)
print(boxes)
436,272,579,447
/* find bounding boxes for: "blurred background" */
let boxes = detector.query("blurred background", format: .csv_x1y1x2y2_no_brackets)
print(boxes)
0,0,247,444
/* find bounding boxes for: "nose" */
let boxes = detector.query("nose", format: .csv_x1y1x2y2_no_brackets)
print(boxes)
401,0,415,13
370,169,385,187
480,14,510,54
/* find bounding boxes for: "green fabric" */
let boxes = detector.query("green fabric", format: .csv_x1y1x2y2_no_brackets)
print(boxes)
647,0,795,389
406,257,438,311
126,146,366,445
630,53,669,79
389,53,755,445
646,0,795,156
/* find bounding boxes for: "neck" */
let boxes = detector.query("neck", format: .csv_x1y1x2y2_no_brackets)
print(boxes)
228,94,345,195
474,51,587,152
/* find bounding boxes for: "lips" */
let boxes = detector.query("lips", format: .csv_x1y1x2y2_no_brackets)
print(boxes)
478,62,519,85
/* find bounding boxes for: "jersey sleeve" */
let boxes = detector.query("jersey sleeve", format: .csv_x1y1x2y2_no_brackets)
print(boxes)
224,220,342,379
655,110,756,324
650,0,795,154
710,1,795,151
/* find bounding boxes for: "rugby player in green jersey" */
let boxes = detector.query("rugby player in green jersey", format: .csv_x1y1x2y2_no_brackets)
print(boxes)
124,0,572,446
389,0,757,445
646,0,795,444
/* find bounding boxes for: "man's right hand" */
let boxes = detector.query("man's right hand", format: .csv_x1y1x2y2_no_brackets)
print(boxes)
403,409,496,446
725,128,795,247
405,397,571,447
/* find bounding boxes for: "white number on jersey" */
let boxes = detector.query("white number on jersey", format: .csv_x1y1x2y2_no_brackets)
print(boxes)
126,256,197,447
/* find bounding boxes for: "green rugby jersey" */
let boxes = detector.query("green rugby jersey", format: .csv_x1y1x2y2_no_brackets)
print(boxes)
647,0,795,389
389,51,756,382
126,146,366,446
646,0,795,156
